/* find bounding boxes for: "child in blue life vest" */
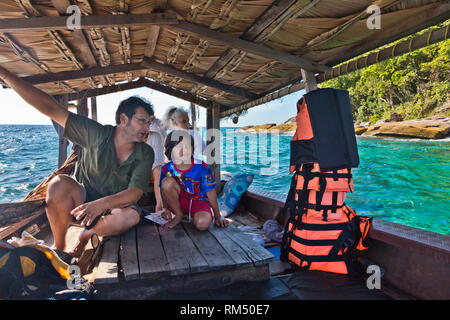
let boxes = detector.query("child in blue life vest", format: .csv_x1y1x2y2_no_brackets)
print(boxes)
159,130,229,230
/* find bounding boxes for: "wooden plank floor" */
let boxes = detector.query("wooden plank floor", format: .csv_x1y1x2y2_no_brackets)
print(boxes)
93,219,275,297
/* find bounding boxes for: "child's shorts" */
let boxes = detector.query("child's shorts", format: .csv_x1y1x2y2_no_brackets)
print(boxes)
169,189,214,222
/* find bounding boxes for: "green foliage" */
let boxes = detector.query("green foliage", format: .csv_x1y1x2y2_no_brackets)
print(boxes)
321,22,450,124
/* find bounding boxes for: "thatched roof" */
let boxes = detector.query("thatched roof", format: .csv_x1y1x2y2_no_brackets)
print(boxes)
0,0,448,115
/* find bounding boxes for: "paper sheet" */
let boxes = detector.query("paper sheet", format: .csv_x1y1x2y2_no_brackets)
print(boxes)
144,210,173,225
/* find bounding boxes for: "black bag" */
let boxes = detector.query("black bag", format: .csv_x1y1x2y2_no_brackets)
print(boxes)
290,88,359,171
0,242,95,300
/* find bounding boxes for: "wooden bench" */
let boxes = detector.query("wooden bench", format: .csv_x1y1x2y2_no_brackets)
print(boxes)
93,220,275,299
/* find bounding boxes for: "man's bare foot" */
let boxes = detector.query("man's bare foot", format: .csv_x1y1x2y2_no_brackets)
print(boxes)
68,228,94,258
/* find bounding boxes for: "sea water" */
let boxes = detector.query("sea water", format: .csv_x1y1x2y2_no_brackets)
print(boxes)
0,125,449,236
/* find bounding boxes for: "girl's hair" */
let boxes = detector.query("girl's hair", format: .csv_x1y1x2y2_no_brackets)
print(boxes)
164,130,195,161
162,106,189,130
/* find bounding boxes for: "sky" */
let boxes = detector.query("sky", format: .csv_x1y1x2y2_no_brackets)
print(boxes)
0,86,305,127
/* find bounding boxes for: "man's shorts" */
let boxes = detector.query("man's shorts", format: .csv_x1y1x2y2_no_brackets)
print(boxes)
168,189,214,222
76,183,144,229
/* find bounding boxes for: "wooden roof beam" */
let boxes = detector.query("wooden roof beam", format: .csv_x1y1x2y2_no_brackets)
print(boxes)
0,12,178,32
54,78,147,101
169,21,330,73
20,57,256,99
22,63,147,85
141,57,258,99
53,78,217,109
144,26,161,58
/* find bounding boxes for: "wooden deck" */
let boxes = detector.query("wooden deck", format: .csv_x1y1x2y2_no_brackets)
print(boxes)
92,219,275,299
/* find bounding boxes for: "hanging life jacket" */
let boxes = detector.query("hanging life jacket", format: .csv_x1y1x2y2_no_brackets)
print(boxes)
280,88,371,275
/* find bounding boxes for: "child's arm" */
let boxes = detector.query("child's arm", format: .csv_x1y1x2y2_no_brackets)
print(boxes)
206,189,229,228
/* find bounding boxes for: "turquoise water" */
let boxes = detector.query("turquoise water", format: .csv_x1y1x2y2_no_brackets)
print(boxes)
220,130,450,236
1,125,449,236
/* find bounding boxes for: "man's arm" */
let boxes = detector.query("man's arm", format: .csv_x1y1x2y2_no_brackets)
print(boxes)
0,66,68,127
71,187,143,227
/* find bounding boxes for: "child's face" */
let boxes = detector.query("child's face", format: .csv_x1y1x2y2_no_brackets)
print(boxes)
172,138,192,165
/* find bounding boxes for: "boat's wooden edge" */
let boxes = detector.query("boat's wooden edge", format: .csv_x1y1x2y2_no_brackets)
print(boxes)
0,199,47,240
242,187,450,300
0,199,45,227
243,186,450,262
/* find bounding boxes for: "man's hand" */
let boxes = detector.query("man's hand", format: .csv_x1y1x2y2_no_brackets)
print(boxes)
71,199,107,227
215,216,229,228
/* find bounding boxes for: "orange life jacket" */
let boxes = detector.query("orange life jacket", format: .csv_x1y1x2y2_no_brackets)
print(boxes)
281,88,371,275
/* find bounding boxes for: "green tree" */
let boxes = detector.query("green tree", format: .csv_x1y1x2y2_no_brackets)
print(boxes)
321,22,450,123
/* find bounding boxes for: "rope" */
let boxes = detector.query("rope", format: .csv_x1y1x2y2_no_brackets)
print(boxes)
392,43,398,57
409,37,414,52
427,29,433,46
445,24,449,41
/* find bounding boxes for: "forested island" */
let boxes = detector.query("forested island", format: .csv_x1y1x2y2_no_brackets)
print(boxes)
238,22,449,139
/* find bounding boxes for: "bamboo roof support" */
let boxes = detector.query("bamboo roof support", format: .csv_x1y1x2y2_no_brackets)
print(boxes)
190,0,323,97
170,21,330,72
316,23,450,83
116,1,133,82
76,0,113,86
295,0,405,55
0,32,75,92
142,57,258,99
320,1,450,67
50,0,98,68
144,26,161,58
16,0,98,88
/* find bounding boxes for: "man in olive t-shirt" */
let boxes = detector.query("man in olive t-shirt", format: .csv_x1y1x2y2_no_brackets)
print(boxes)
0,66,154,257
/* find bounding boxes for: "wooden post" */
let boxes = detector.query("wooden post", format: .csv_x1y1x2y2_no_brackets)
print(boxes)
206,104,221,192
190,102,197,130
301,68,318,93
52,95,68,168
78,98,89,117
91,96,98,121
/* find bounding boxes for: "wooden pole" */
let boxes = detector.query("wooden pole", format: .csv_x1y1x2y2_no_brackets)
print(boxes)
78,98,89,117
300,69,318,93
190,102,197,131
91,96,98,121
52,95,68,168
206,103,221,191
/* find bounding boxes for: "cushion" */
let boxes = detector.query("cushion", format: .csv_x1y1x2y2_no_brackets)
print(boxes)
218,173,253,217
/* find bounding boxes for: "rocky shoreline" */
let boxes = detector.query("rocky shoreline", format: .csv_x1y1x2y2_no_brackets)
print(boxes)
355,115,450,139
235,115,450,140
